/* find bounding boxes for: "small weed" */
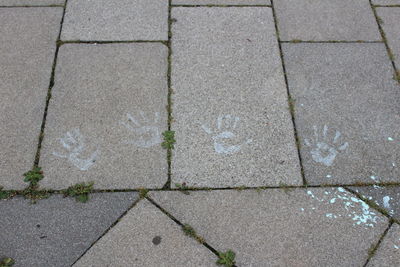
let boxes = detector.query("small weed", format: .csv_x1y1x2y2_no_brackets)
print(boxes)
290,39,302,43
236,186,246,191
161,130,176,150
63,182,94,203
182,224,205,243
216,250,236,267
368,243,376,257
393,70,400,83
0,257,15,267
139,188,149,199
0,187,16,200
23,166,44,186
21,187,49,203
376,16,384,25
288,95,296,115
175,183,190,195
279,182,294,194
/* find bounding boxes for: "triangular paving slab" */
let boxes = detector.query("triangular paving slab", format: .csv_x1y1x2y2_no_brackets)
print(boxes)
0,192,138,267
149,188,389,266
349,186,400,221
73,199,217,266
367,223,400,266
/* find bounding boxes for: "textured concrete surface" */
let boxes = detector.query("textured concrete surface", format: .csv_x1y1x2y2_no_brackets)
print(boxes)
283,43,400,185
172,0,270,5
349,186,400,221
0,0,63,5
40,44,168,189
0,192,138,267
149,189,388,266
171,7,302,188
61,0,168,41
0,8,62,189
377,7,400,67
274,0,381,41
74,199,217,266
367,223,400,266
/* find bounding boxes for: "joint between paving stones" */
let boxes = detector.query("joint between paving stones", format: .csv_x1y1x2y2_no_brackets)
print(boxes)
362,221,393,266
146,196,232,263
32,0,68,178
59,40,168,45
270,0,307,186
373,4,400,7
171,4,272,8
0,5,64,8
70,196,144,265
281,40,384,44
369,0,400,83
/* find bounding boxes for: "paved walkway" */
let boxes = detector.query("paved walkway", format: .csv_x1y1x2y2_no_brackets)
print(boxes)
0,0,399,266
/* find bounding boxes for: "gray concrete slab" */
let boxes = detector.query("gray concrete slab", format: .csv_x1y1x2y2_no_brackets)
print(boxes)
172,0,270,5
349,186,400,221
61,0,168,41
274,0,381,41
0,0,63,5
282,43,400,185
0,192,138,267
377,7,400,67
0,8,62,189
73,199,217,266
149,188,388,266
171,7,302,188
40,43,168,189
367,223,400,266
373,0,400,4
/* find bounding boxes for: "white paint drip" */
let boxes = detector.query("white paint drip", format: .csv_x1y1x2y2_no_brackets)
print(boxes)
53,128,99,171
304,187,380,228
304,125,348,166
120,111,162,148
202,114,252,155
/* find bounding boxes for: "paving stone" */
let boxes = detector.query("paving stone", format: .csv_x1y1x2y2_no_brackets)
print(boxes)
0,0,63,5
282,43,400,185
172,0,270,5
373,0,400,4
367,223,400,266
171,7,302,188
74,199,217,266
61,0,168,41
149,189,388,266
274,0,381,41
0,8,62,189
40,43,168,189
377,7,400,67
0,192,138,267
349,186,400,221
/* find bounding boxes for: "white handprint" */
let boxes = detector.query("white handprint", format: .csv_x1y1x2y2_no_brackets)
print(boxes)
53,128,99,171
120,111,162,148
202,114,252,155
304,125,349,166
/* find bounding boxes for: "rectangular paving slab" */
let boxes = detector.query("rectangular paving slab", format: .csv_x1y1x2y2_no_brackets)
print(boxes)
73,199,217,266
0,0,64,5
349,185,400,221
40,43,168,189
172,0,270,5
61,0,168,41
282,43,400,185
0,192,138,267
149,188,388,266
171,7,302,188
274,0,381,41
377,7,400,68
0,8,62,189
367,223,400,266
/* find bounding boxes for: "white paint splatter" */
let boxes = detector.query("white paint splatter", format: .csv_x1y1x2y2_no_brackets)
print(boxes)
388,137,394,141
53,128,99,171
326,174,332,178
304,125,348,166
304,187,380,228
383,196,391,209
202,114,252,155
120,111,162,148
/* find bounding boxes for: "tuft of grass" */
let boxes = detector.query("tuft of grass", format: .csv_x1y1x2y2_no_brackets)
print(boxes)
236,186,246,191
279,182,294,194
23,166,44,186
290,39,302,43
63,182,94,203
21,187,49,203
216,250,236,267
175,183,190,195
0,257,15,267
161,130,176,150
138,188,149,199
0,187,16,200
394,70,400,83
182,223,205,243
